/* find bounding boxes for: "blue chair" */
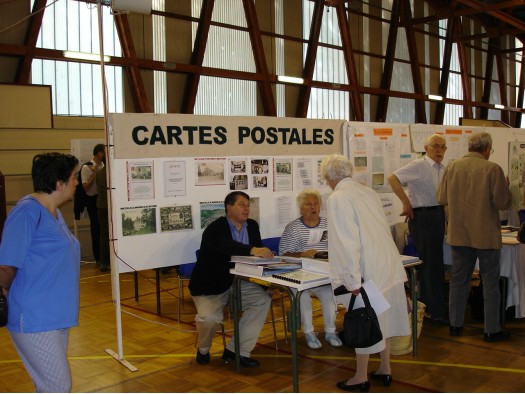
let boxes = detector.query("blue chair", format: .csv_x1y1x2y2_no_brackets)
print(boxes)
177,262,196,322
262,237,281,255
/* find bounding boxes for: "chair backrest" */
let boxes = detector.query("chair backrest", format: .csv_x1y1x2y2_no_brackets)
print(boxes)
178,262,196,278
262,237,281,255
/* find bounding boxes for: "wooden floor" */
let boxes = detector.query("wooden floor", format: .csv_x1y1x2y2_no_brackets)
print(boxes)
2,262,525,393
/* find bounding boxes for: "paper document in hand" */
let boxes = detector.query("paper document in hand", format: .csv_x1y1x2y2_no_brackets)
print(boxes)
272,269,328,284
335,280,391,316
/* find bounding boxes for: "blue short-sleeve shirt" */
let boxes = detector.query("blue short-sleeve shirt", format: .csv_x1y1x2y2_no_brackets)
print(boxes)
0,195,81,333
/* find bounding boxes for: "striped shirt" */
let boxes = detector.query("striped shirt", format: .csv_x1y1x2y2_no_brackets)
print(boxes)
279,217,328,255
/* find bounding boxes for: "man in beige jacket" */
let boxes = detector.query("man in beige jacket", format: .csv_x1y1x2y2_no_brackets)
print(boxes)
437,131,512,342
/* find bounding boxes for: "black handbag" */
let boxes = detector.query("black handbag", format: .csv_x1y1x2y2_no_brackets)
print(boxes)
340,287,383,348
0,286,7,327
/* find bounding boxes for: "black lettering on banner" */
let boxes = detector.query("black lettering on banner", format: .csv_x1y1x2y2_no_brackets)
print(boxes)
132,126,149,145
214,126,227,144
251,126,265,144
324,129,334,144
266,127,278,144
166,126,183,144
278,128,291,144
288,128,301,144
238,126,251,144
301,128,312,144
184,126,198,145
150,125,167,145
312,129,323,144
199,126,213,144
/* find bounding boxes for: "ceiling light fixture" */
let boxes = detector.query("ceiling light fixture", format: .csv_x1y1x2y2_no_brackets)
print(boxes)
277,75,304,84
428,94,443,101
494,104,505,109
64,51,111,63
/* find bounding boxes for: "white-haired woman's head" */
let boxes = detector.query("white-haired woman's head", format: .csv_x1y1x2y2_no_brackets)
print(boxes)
320,154,353,183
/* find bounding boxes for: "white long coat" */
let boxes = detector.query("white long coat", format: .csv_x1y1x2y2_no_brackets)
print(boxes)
327,177,410,346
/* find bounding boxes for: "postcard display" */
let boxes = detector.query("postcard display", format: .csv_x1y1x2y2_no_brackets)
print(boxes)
109,114,345,272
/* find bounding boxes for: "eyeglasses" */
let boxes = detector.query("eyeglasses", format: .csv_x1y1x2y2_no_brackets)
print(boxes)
304,202,320,207
429,144,447,150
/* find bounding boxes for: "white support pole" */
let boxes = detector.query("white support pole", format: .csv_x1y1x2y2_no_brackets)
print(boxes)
96,0,136,372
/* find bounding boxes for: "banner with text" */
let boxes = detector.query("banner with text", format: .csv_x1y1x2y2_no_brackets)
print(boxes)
110,113,344,159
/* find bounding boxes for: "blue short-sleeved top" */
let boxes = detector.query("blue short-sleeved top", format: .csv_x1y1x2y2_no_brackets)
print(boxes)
0,195,81,333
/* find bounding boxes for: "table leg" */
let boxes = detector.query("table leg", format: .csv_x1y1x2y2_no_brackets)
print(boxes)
410,267,418,356
284,287,300,393
500,276,508,329
231,277,242,372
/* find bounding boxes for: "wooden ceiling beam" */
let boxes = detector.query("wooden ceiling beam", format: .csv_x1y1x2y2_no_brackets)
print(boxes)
16,0,47,84
400,0,427,123
296,0,324,118
435,14,456,124
375,0,402,122
113,13,150,113
181,0,215,114
242,0,276,116
455,19,473,118
335,1,363,121
480,37,497,119
515,49,525,127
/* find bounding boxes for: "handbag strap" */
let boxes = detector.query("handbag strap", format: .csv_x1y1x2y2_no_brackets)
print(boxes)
348,287,372,310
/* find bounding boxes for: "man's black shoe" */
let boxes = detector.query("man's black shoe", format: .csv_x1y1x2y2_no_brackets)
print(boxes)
449,326,463,336
196,349,210,365
484,330,510,343
221,348,260,367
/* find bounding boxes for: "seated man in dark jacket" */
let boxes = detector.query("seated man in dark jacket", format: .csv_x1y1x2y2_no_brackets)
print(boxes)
189,191,273,367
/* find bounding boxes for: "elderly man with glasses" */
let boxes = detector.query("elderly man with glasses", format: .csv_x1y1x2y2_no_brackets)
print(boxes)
387,134,448,325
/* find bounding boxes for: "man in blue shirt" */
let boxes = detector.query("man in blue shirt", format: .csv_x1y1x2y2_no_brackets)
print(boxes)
189,191,273,367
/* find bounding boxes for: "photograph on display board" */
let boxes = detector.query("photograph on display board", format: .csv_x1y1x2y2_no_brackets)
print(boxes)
230,159,247,173
230,174,248,190
127,161,155,200
195,158,226,186
253,175,268,189
200,201,224,229
251,158,269,174
121,206,157,236
274,158,293,191
160,205,193,232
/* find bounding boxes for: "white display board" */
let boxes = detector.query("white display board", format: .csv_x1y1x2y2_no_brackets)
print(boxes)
108,114,344,272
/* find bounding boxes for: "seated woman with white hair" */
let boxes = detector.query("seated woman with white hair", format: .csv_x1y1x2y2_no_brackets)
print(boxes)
279,188,342,349
320,154,409,392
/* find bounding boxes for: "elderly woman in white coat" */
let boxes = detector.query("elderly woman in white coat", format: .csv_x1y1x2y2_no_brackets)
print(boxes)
320,154,409,393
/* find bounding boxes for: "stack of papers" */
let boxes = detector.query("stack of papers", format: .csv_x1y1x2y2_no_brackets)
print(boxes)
232,255,302,277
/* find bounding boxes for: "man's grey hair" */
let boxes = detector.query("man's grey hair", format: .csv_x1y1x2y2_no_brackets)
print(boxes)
297,188,322,208
424,133,446,145
320,154,353,182
468,131,492,153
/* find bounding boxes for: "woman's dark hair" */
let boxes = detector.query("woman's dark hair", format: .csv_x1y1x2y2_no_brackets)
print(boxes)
224,191,250,212
32,153,79,193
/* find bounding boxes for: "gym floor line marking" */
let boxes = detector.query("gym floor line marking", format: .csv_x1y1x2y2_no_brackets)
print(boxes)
1,354,524,374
